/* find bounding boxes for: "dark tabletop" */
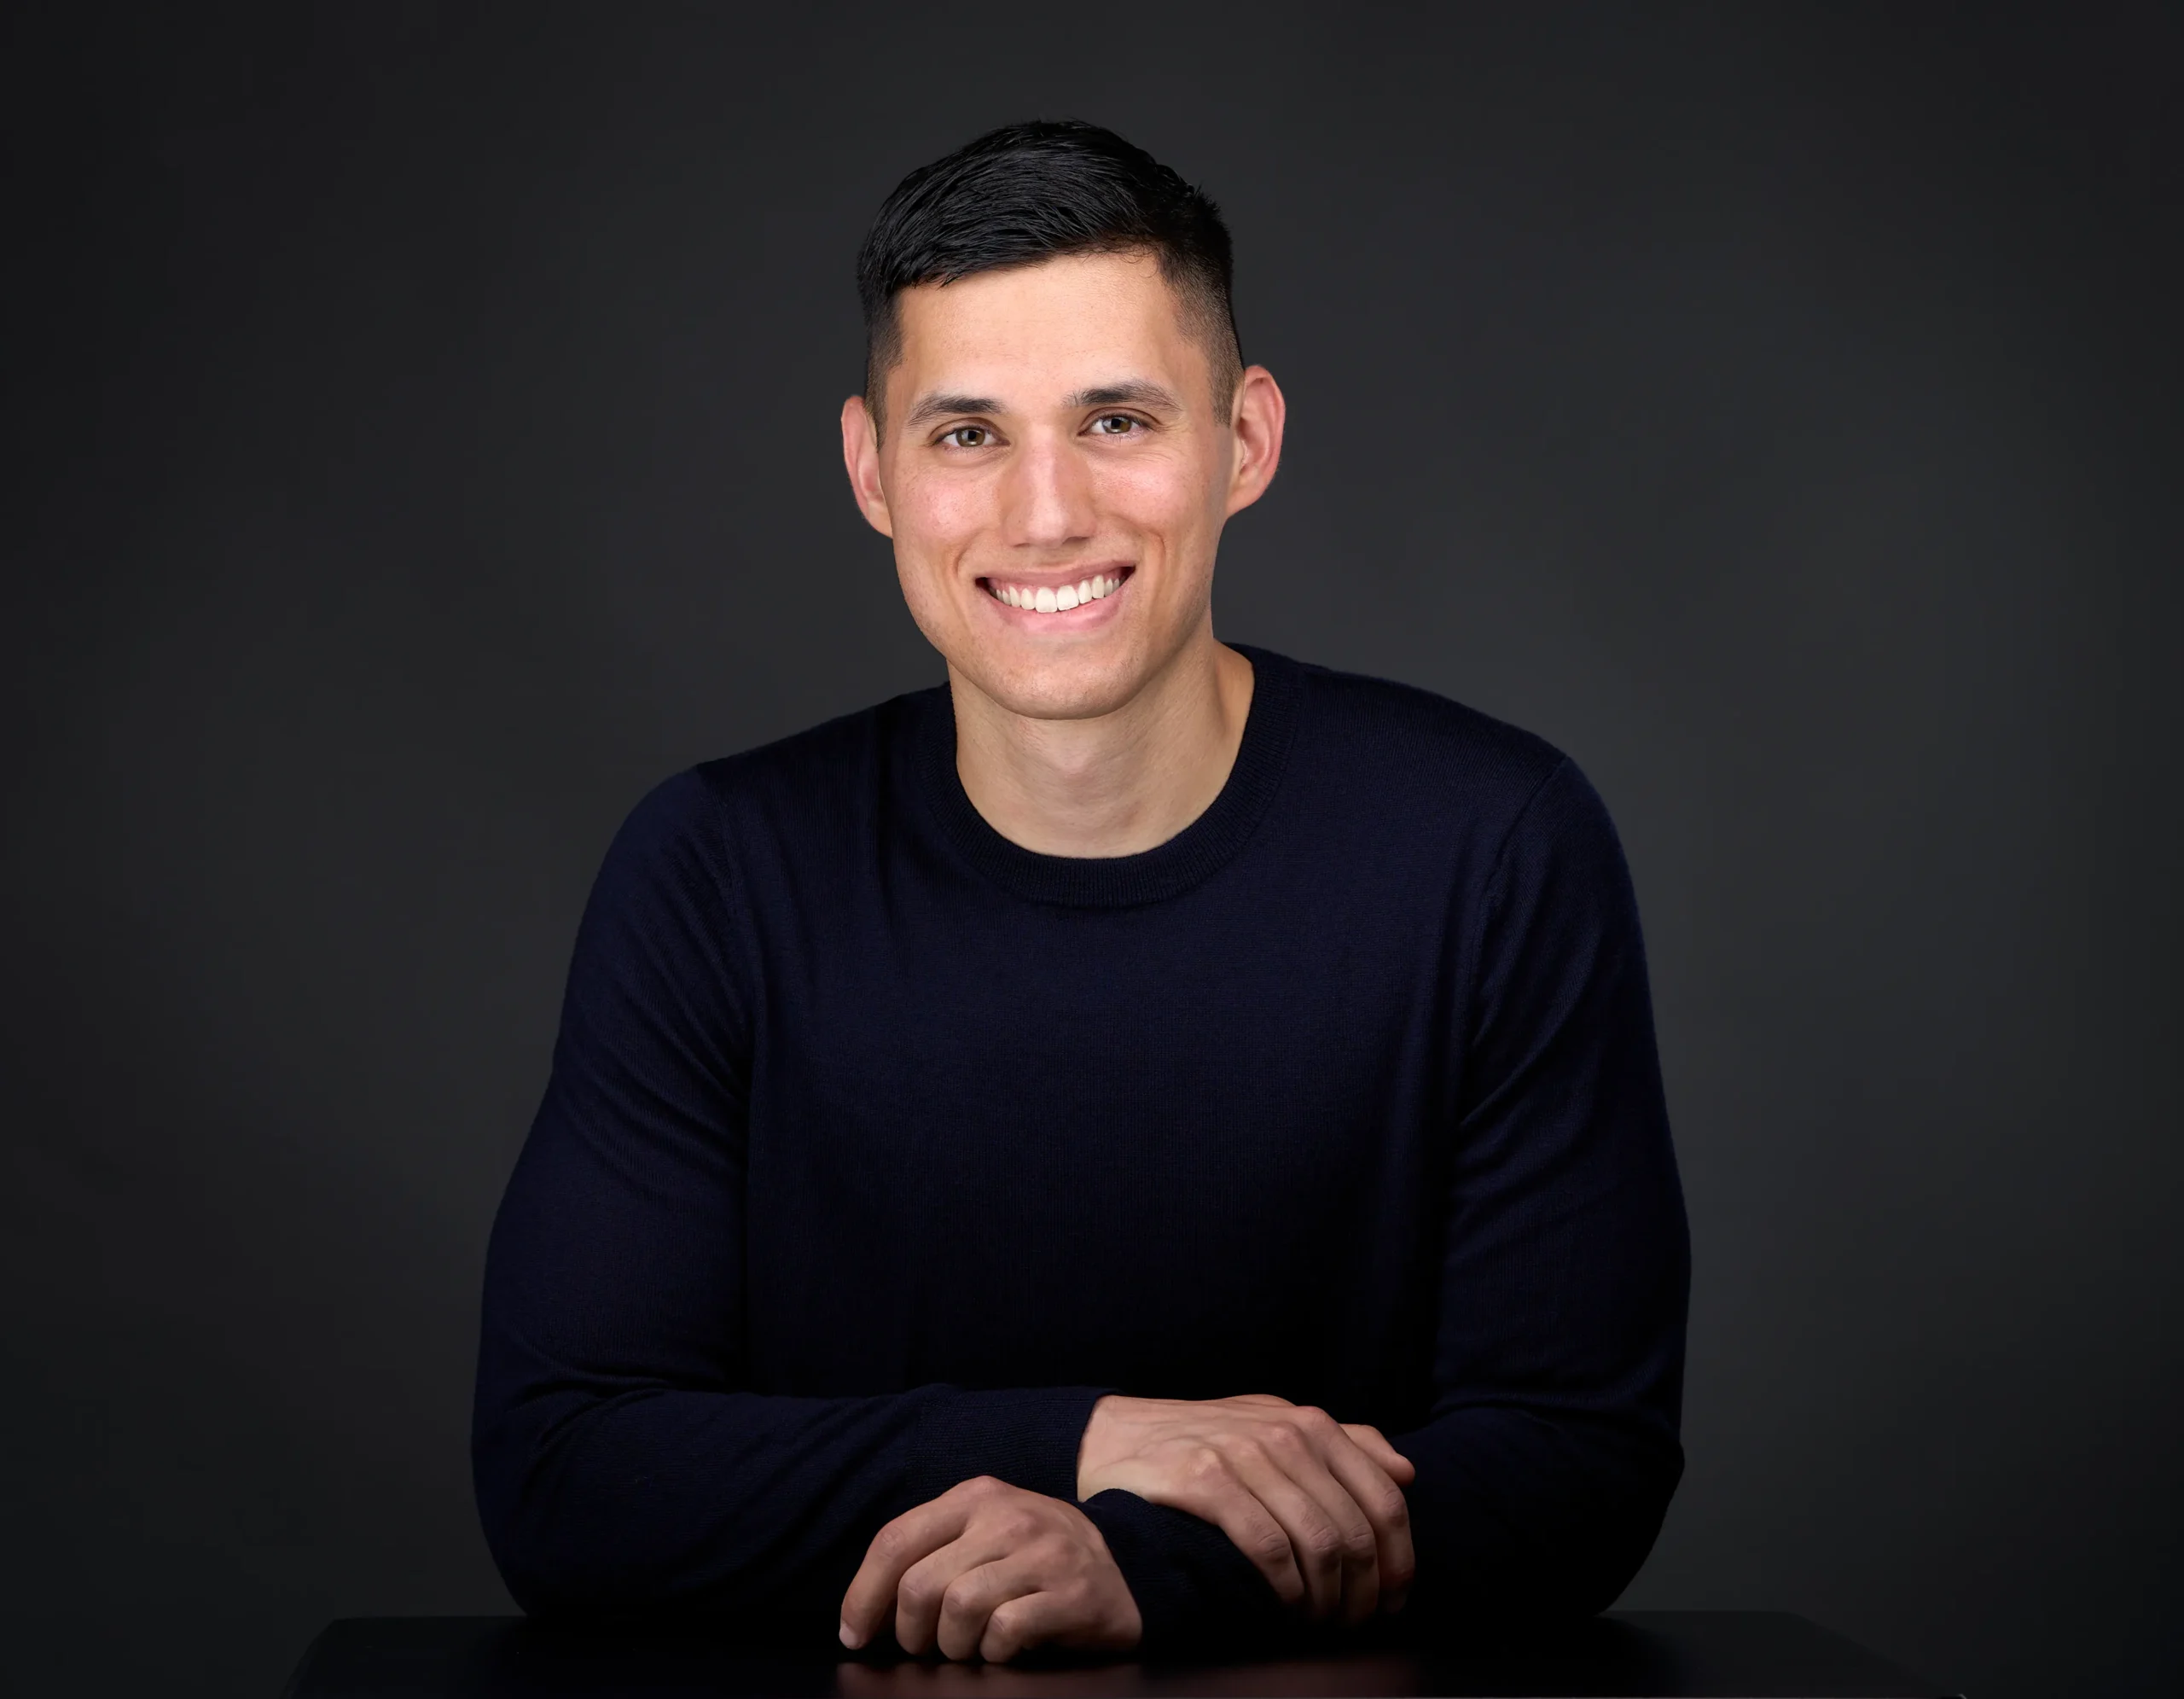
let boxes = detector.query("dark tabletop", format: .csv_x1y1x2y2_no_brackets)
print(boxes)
281,1611,1959,1697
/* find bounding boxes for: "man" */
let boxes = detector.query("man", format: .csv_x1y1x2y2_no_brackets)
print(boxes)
473,120,1688,1664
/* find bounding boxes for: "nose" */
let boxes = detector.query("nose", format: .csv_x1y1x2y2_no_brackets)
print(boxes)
997,428,1096,552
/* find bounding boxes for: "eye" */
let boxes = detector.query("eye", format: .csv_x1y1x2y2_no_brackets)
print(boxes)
1089,414,1141,437
940,425,992,449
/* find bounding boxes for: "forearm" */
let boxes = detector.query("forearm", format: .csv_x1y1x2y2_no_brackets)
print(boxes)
1393,1402,1682,1621
1069,1394,1678,1647
473,1372,1107,1627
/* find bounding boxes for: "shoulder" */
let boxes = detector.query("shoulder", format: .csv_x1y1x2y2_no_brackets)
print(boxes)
1266,649,1585,840
644,689,934,831
597,689,937,890
1265,656,1646,974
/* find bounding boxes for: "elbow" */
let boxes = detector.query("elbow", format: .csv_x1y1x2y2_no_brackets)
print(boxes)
1523,1434,1685,1620
472,1395,643,1620
1411,1423,1684,1626
473,1423,584,1618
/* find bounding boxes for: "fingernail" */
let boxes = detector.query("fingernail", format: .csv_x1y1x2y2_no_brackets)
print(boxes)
839,1621,862,1650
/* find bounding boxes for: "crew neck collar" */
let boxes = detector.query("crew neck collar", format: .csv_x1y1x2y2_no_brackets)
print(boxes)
914,645,1301,910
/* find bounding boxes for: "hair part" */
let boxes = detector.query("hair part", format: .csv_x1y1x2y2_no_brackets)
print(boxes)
857,121,1244,439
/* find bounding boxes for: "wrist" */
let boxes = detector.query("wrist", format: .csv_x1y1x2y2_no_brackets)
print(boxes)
1076,1392,1145,1498
1077,1394,1112,1498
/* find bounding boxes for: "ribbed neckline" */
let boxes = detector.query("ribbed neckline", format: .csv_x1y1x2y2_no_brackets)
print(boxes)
913,645,1302,910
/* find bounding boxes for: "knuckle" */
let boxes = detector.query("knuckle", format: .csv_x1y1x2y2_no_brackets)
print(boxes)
1186,1444,1231,1482
963,1474,1004,1498
1304,1522,1346,1559
1026,1532,1072,1571
1375,1490,1410,1527
938,1580,979,1626
984,1603,1025,1659
1294,1405,1336,1434
1250,1524,1294,1566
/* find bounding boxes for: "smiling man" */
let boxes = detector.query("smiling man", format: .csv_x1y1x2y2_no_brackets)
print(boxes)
473,122,1689,1663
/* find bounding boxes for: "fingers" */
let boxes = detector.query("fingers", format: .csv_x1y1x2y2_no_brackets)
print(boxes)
897,1520,1049,1657
926,1549,1048,1661
1228,1442,1368,1621
977,1580,1121,1663
1153,1445,1309,1608
844,1481,1142,1666
1321,1428,1415,1613
1289,1411,1412,1618
1241,1420,1384,1624
1340,1421,1417,1485
839,1488,974,1650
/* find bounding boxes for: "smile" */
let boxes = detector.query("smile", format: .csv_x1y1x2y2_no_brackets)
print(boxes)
982,570,1130,614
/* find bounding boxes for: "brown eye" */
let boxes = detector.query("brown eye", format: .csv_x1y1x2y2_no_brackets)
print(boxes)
1092,415,1136,436
943,426,989,448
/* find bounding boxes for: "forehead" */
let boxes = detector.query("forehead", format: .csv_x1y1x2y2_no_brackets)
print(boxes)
888,251,1210,400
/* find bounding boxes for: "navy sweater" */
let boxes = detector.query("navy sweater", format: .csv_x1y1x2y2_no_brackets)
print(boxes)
473,648,1689,1648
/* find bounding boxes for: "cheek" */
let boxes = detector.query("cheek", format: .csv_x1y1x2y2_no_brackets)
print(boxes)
893,473,990,552
1095,453,1216,541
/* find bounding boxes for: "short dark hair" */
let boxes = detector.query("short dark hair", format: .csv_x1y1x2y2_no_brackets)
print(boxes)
857,120,1243,437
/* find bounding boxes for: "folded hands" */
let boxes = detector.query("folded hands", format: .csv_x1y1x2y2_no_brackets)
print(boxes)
837,1393,1415,1662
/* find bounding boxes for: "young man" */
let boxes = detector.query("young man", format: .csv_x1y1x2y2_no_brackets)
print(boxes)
473,122,1688,1664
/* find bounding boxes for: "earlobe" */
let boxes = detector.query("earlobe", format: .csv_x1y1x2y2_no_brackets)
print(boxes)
839,395,895,539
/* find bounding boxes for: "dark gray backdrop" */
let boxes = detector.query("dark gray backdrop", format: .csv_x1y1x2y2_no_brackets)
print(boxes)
5,6,2178,1696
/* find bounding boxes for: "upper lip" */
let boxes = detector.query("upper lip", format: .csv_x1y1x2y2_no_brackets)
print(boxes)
976,563,1134,587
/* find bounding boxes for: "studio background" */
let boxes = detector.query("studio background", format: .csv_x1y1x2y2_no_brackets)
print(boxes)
5,6,2177,1696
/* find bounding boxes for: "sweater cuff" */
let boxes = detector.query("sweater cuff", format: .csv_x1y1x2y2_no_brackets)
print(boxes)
910,1385,1111,1505
1079,1488,1289,1653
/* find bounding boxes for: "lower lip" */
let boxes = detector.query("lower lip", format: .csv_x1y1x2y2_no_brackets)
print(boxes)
979,573,1131,630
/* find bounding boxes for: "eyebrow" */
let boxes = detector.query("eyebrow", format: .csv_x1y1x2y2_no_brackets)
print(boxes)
903,393,1002,430
1067,380,1182,410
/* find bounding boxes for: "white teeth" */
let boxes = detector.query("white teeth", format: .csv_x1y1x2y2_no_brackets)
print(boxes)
989,573,1125,612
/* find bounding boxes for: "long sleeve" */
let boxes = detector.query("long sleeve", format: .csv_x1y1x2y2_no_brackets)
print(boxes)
471,774,1107,1632
1393,757,1689,1621
1077,758,1689,1643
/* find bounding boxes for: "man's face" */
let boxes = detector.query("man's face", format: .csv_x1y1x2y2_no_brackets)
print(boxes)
842,252,1279,721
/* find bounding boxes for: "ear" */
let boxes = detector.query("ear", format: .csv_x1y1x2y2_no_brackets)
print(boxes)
840,394,894,538
1223,365,1286,519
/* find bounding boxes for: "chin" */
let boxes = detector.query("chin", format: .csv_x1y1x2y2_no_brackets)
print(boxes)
961,640,1155,723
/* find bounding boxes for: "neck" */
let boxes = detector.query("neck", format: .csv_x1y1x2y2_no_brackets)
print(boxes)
950,633,1256,858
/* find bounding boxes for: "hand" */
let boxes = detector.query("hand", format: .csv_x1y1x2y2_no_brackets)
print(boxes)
839,1476,1143,1662
1075,1394,1415,1625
